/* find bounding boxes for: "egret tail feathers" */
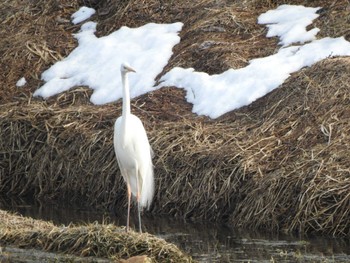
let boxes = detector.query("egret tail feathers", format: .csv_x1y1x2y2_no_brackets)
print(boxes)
139,161,154,210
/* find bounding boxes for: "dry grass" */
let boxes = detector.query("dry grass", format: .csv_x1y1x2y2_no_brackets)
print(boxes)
228,58,350,236
0,210,193,262
0,0,349,238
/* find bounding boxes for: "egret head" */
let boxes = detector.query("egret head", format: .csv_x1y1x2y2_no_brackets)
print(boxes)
120,63,136,74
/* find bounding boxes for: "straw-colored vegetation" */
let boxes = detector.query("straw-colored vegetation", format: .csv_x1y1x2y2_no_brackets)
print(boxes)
0,210,193,262
0,0,349,245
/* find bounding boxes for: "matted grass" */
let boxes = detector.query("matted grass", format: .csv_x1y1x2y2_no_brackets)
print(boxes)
0,210,193,262
0,0,349,238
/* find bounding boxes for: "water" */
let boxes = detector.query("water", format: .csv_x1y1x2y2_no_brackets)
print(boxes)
1,196,349,262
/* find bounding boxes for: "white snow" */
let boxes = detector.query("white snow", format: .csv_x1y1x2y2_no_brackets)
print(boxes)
159,5,350,118
160,37,350,119
258,5,321,46
71,6,96,24
34,22,183,105
16,77,26,87
34,5,350,119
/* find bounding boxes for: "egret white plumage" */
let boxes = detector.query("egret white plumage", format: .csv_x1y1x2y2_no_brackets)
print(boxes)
113,63,154,233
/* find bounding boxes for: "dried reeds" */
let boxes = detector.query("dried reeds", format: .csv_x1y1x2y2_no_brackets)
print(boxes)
0,210,193,262
228,58,350,236
0,0,349,238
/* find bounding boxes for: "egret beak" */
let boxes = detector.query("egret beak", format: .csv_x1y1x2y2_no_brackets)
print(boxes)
125,65,136,73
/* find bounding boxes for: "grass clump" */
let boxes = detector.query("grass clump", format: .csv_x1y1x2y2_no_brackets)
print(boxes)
0,210,193,262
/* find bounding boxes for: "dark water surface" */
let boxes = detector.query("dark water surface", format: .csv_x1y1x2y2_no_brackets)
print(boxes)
1,197,349,263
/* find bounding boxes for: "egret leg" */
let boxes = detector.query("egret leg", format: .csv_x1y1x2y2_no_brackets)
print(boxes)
135,168,142,233
137,192,142,233
126,183,131,232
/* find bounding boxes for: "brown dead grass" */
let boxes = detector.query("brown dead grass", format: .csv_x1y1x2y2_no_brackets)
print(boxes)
229,58,350,236
0,0,349,237
0,210,193,262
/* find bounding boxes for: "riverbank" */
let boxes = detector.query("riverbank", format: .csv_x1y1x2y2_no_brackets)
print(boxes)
0,0,349,237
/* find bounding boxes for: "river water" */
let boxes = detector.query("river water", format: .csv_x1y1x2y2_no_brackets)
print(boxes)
0,196,349,262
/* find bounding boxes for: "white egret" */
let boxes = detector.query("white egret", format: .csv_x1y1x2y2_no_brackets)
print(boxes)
113,63,154,233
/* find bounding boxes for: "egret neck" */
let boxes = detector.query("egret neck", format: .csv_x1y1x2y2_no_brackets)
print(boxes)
121,70,131,144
